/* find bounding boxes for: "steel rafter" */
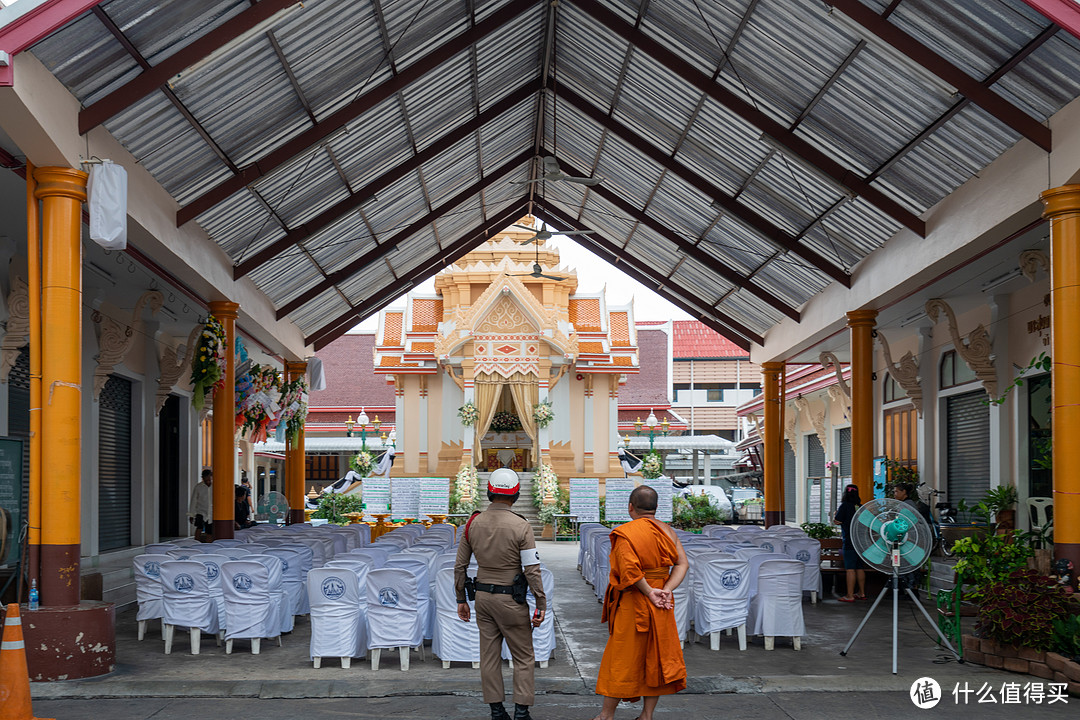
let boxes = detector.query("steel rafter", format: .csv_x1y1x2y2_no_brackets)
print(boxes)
78,0,302,133
548,156,800,321
829,0,1051,151
307,199,528,350
232,79,541,279
275,148,533,319
555,83,851,288
538,203,759,349
574,0,925,238
177,1,534,226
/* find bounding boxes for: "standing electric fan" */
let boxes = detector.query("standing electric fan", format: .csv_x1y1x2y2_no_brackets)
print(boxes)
839,498,962,674
257,491,290,525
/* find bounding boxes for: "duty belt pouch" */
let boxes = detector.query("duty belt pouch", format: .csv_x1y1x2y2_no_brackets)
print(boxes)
511,572,528,605
465,576,477,601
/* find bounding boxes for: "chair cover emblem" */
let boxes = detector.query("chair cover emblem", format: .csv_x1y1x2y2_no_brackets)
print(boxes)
761,542,774,552
232,572,254,593
280,559,288,571
203,561,220,579
795,550,811,562
720,569,743,590
378,586,400,607
145,561,160,578
173,573,195,593
175,553,191,560
321,576,346,600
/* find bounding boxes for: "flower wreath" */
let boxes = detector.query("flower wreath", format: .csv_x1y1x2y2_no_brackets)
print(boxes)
278,375,309,443
190,314,227,411
458,401,479,427
532,399,554,428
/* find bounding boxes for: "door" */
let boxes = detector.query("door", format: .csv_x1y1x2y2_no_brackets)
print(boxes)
158,395,181,538
783,441,796,520
99,375,132,551
946,391,990,510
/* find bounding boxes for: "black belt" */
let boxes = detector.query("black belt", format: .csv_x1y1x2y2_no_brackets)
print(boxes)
474,582,515,595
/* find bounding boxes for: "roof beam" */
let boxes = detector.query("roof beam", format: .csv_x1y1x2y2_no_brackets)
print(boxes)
574,0,925,238
550,157,801,321
177,2,534,225
307,199,528,350
828,0,1051,152
538,204,759,349
232,79,540,278
78,0,301,133
275,148,533,319
555,84,851,288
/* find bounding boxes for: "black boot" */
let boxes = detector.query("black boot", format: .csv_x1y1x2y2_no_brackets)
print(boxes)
514,704,532,720
490,702,511,720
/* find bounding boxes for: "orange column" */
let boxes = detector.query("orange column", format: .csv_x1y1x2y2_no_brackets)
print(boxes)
209,301,239,540
762,362,784,527
35,166,87,606
285,360,307,524
25,161,42,591
1041,185,1080,581
848,309,878,503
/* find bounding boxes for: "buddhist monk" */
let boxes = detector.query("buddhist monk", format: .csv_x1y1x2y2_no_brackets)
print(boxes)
590,485,688,720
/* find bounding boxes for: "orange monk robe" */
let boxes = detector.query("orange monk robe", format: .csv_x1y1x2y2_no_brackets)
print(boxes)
595,517,686,700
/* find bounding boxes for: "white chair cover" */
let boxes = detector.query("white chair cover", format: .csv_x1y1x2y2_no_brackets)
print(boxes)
211,539,245,547
501,566,555,662
694,557,750,636
747,559,805,640
246,554,291,633
578,523,605,571
747,535,783,554
307,567,368,663
159,560,220,634
741,552,779,600
326,557,372,575
165,548,196,560
594,542,612,601
735,547,772,561
243,543,269,553
672,578,689,643
783,538,823,598
317,530,349,555
734,525,763,533
133,554,170,622
220,560,279,642
194,553,230,627
264,547,306,616
145,543,178,554
365,568,424,651
171,538,203,547
349,548,390,568
384,556,432,639
432,566,480,664
219,547,254,561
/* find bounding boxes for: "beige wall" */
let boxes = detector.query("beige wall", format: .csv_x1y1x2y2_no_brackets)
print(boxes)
672,358,759,384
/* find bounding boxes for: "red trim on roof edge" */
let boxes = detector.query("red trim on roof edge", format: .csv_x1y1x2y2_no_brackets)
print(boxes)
0,0,105,86
1021,1,1079,41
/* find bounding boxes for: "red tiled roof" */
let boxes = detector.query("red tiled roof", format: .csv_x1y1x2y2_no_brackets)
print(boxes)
619,327,668,405
308,334,396,408
383,313,403,345
579,341,605,353
411,298,442,332
568,298,602,332
617,409,683,425
610,312,631,347
672,320,748,359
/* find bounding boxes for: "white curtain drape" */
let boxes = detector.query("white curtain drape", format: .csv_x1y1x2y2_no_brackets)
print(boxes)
472,371,540,465
473,373,502,464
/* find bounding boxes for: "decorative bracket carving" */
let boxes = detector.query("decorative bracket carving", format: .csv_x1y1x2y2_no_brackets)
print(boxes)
155,324,201,415
798,396,829,456
443,363,465,391
878,331,923,416
826,385,849,421
0,276,29,383
784,403,799,453
1019,249,1049,282
94,290,164,399
819,351,851,418
926,298,997,397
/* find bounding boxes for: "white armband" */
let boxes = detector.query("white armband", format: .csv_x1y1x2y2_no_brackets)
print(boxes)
520,547,541,567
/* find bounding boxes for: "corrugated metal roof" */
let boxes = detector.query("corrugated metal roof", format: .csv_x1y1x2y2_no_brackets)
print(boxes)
22,0,1080,349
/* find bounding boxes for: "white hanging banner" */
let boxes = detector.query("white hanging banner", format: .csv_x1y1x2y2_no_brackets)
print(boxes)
88,161,128,250
391,477,421,519
569,477,600,523
604,479,633,523
418,477,450,517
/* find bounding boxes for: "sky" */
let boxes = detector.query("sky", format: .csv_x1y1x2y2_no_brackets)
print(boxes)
349,232,692,332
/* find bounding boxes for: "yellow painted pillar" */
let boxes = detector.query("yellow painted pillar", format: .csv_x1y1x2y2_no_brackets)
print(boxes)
848,309,878,503
285,360,307,524
26,161,42,590
35,166,87,606
1041,185,1080,580
762,362,784,527
209,300,239,539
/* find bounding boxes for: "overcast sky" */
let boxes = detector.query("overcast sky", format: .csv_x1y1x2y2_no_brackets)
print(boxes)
350,233,692,332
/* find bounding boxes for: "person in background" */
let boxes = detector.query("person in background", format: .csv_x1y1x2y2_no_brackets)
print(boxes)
892,482,921,514
187,468,213,541
833,484,866,602
240,472,255,515
235,485,256,529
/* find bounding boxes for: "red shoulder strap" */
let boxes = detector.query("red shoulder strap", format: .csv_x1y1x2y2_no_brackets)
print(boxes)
464,511,481,543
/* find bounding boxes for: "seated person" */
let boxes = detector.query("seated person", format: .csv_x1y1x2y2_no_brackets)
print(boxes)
235,485,257,529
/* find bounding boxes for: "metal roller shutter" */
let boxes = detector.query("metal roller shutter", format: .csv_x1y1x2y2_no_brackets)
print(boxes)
6,348,30,563
783,441,796,518
99,375,132,551
807,434,825,477
838,427,852,476
946,391,990,509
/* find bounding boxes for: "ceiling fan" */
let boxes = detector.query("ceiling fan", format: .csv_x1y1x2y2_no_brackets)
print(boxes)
513,220,594,245
507,243,566,281
512,155,602,186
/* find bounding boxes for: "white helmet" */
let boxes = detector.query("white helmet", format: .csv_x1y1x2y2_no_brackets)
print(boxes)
488,467,520,496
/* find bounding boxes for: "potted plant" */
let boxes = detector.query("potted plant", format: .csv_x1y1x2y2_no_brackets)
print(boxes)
982,484,1018,530
800,522,836,540
952,531,1034,602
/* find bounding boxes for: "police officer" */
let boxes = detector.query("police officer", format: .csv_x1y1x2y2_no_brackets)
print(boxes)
455,468,546,720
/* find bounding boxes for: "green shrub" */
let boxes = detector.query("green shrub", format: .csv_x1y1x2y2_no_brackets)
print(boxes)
312,493,363,524
1051,613,1080,661
975,570,1074,651
952,531,1033,601
801,522,836,540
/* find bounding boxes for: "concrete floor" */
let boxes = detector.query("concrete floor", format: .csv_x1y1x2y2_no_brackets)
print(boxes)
28,541,1071,719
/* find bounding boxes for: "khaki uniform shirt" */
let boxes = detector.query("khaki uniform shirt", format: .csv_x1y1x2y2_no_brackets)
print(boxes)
454,502,546,611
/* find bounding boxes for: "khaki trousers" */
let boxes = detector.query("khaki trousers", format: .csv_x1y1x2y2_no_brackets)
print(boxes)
476,591,535,705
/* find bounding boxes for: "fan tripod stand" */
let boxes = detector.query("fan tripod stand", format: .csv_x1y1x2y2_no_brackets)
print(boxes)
840,542,962,674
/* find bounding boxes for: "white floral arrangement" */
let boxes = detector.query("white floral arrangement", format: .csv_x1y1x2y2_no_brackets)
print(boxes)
532,399,554,428
533,462,559,508
451,465,480,515
642,450,664,480
277,375,309,443
458,401,479,427
351,450,375,477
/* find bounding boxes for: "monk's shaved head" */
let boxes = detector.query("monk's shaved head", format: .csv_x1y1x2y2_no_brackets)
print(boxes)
630,485,658,513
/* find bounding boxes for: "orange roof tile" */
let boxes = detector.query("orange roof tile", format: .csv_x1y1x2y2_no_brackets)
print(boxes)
410,342,434,353
383,313,402,346
379,356,417,367
568,298,601,332
412,298,442,332
612,356,634,366
610,312,630,347
579,341,605,353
